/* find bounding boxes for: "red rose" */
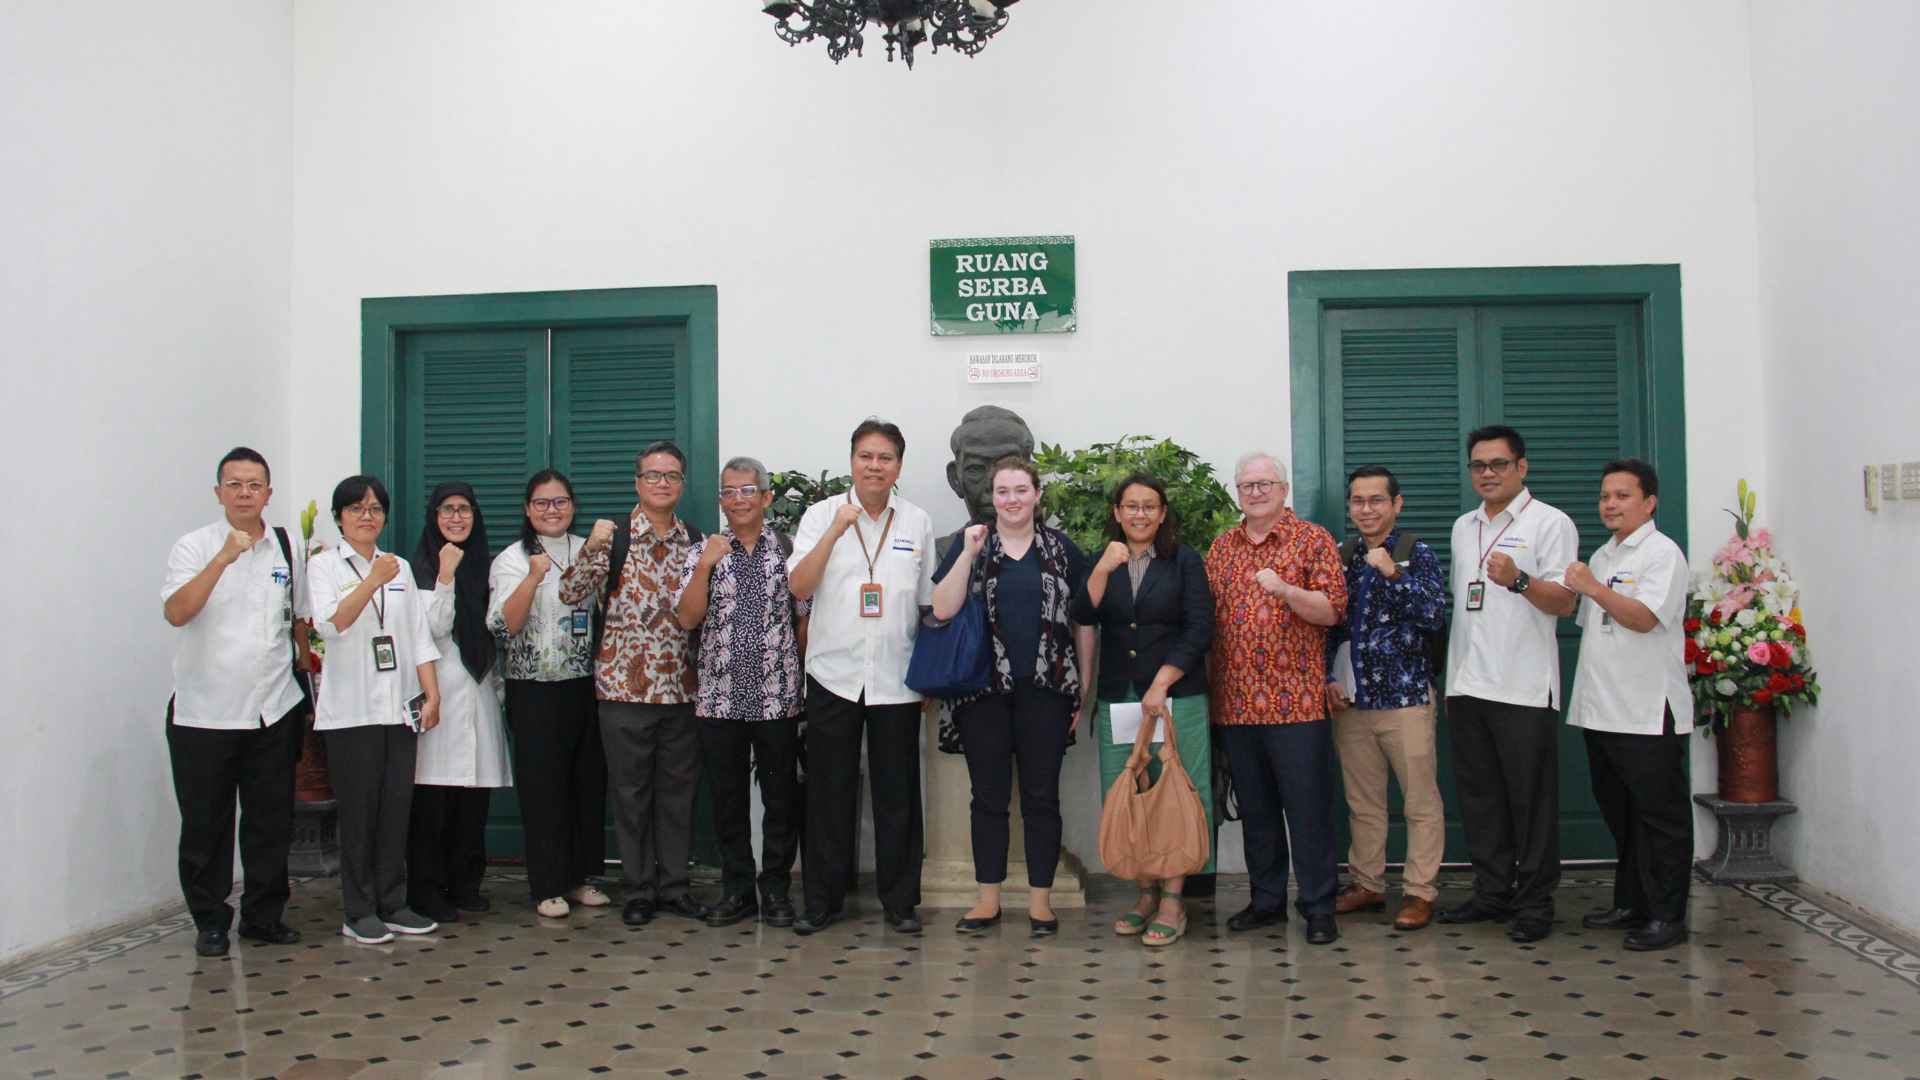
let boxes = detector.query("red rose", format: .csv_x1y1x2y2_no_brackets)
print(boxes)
1709,610,1725,626
1767,673,1791,693
1753,689,1774,705
1792,622,1807,639
1684,618,1702,633
1787,674,1805,691
1684,640,1703,663
1770,642,1794,667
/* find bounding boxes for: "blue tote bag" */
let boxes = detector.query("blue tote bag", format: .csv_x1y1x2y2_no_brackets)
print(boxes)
906,590,991,700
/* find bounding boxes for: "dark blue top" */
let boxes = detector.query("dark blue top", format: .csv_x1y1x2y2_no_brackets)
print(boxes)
933,530,1087,681
1324,529,1448,710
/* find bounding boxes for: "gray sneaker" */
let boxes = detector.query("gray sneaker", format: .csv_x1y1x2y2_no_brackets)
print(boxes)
382,907,439,935
341,916,394,944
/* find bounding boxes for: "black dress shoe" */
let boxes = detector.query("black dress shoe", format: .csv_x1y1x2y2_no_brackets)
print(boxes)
1624,919,1688,951
792,909,836,935
1507,918,1553,943
1582,906,1649,930
1030,916,1059,939
883,908,923,934
762,895,796,928
194,927,231,957
954,911,1002,933
704,894,759,927
621,898,656,926
1437,899,1510,925
1305,914,1339,945
1226,905,1288,932
1182,873,1217,899
410,895,460,925
659,894,709,921
452,892,491,913
237,921,301,946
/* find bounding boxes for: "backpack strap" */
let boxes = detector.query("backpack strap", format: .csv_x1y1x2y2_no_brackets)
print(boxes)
271,526,313,707
1391,531,1419,563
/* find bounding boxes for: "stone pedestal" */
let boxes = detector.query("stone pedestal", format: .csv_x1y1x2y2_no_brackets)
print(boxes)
289,799,341,878
920,702,1087,909
1693,794,1797,883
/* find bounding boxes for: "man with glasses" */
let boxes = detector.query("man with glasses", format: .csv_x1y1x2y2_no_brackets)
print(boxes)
161,447,312,956
1205,452,1348,945
674,457,808,928
562,441,707,926
1325,466,1449,931
1439,425,1579,943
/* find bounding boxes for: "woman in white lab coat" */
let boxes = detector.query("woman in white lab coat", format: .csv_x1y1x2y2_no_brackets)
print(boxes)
407,481,513,923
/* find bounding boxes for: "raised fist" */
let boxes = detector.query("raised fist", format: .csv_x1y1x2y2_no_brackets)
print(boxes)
368,553,402,586
831,501,865,533
1253,567,1283,595
1096,541,1130,574
963,524,989,552
698,534,731,570
1364,545,1400,579
438,542,465,581
1485,551,1519,587
218,528,253,565
527,552,552,582
584,519,617,554
1564,560,1599,597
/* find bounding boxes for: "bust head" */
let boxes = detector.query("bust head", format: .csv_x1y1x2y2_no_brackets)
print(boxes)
946,405,1036,523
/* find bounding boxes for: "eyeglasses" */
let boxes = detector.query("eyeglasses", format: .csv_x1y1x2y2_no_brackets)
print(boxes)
220,481,267,495
1347,496,1392,510
342,504,385,520
436,505,474,519
639,471,685,487
719,485,762,500
1467,458,1517,476
1119,502,1163,516
529,497,573,512
1236,480,1278,496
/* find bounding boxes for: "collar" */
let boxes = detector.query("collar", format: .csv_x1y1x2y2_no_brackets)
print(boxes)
1605,519,1659,553
1475,487,1534,526
214,519,274,550
630,507,688,544
720,524,769,549
1237,508,1297,544
340,544,382,568
1128,546,1156,564
848,490,899,524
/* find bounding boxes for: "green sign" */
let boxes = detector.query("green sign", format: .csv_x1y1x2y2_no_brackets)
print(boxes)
929,235,1076,336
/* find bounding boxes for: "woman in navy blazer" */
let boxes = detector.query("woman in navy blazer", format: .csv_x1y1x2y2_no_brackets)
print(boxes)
1071,472,1215,947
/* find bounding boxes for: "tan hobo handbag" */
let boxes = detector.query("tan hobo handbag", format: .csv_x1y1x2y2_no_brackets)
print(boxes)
1098,707,1211,881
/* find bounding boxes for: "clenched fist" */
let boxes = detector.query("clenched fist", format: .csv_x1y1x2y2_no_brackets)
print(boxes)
437,542,464,582
583,518,618,554
368,553,402,586
527,552,552,582
831,501,865,534
1096,541,1131,575
1326,682,1350,712
697,534,731,570
962,523,989,552
1485,551,1519,587
1564,560,1599,597
217,528,254,566
1364,545,1401,580
1253,567,1285,596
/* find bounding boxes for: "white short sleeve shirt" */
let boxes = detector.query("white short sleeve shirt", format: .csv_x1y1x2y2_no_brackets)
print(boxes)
1444,489,1579,708
787,493,938,706
163,520,311,730
308,546,440,731
1568,522,1695,735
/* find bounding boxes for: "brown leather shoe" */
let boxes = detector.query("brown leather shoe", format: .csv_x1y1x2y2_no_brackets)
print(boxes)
1393,896,1434,930
1335,886,1386,915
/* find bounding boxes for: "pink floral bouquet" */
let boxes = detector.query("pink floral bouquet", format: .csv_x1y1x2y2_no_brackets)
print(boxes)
1685,481,1820,729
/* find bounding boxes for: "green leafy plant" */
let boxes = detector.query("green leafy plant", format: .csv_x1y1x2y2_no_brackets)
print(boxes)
767,469,853,537
1034,436,1240,555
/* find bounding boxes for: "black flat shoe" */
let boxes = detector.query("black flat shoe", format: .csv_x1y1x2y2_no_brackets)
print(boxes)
1582,906,1648,930
621,898,656,927
237,921,301,946
1507,918,1553,943
954,911,1002,933
792,909,836,935
1624,919,1688,951
762,895,796,928
883,908,923,935
1226,905,1287,932
1437,899,1510,925
194,927,230,957
1029,916,1059,939
704,894,759,927
658,895,709,921
410,895,460,925
452,892,491,913
1305,914,1339,945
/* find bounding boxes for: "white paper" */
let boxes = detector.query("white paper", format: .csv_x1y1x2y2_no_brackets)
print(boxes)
1331,642,1356,699
1108,702,1165,746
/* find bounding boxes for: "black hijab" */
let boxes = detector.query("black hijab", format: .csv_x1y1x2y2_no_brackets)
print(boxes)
414,481,496,682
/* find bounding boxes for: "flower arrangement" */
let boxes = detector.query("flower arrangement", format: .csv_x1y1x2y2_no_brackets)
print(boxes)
1685,480,1820,729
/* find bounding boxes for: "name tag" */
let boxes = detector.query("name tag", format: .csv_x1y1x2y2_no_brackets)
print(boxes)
1466,580,1486,611
372,635,398,672
571,609,591,637
890,539,917,553
860,582,884,618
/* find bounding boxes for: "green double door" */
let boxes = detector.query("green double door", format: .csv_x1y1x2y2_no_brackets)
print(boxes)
393,323,717,862
1316,302,1676,863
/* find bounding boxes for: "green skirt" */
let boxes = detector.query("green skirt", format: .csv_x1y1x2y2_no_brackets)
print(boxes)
1095,692,1216,876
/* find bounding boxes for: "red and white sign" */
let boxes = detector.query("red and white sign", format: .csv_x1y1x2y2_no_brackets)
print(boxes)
966,352,1041,384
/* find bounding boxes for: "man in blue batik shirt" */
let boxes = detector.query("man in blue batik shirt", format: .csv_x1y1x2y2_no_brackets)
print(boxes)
1325,466,1449,930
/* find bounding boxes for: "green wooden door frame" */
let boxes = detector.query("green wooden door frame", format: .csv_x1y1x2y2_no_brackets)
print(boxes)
360,286,720,550
1287,264,1687,556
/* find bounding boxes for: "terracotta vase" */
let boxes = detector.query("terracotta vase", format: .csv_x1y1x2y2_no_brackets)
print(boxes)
1716,705,1779,803
295,669,335,802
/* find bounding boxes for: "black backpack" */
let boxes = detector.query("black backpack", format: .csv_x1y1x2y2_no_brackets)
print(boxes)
1343,531,1449,685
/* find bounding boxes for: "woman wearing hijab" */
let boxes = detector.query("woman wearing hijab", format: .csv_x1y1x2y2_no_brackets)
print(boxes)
407,482,513,924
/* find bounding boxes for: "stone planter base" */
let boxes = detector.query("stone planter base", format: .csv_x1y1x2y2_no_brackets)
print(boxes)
290,799,340,878
1693,794,1797,883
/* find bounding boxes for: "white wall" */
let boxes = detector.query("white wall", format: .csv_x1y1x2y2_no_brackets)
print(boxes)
0,2,293,964
1750,1,1920,933
289,0,1769,876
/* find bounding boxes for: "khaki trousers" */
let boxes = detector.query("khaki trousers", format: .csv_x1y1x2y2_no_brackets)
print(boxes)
1333,699,1445,900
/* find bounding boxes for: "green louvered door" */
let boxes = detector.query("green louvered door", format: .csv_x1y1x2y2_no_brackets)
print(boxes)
397,324,715,864
1322,302,1645,862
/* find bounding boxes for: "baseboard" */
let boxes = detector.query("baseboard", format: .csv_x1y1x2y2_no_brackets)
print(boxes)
0,894,188,978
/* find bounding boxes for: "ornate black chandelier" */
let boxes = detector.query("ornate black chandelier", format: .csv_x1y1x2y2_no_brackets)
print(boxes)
761,1,1020,68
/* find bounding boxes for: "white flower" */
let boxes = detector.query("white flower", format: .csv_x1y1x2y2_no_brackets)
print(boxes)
1735,608,1759,628
1714,678,1738,697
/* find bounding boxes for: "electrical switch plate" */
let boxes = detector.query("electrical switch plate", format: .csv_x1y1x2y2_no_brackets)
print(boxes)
1865,466,1881,511
1883,464,1901,500
1904,462,1920,501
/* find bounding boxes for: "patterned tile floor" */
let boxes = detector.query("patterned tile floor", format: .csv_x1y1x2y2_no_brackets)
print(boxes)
3,870,1919,1079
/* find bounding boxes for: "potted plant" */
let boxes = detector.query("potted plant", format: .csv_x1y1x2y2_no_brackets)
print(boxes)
1033,435,1240,553
1686,481,1821,803
767,468,853,537
291,499,340,875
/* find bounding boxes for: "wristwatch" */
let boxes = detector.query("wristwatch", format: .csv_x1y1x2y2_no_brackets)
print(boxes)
1507,570,1532,595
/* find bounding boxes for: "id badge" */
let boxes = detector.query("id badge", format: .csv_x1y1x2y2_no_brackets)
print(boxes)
372,635,398,672
1466,580,1486,611
859,582,884,618
570,608,591,637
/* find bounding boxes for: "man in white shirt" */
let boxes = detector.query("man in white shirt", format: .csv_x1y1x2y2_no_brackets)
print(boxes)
1438,426,1579,943
161,448,312,957
786,419,938,935
1564,459,1694,951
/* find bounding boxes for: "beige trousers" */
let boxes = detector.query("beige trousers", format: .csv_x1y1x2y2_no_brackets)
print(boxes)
1332,699,1446,900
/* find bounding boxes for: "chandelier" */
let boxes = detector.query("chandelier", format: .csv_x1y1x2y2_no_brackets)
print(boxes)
761,1,1020,68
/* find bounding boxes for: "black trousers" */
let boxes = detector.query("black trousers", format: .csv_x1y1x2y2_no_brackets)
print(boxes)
802,677,924,915
955,684,1073,888
1585,719,1691,922
505,677,607,902
165,700,301,932
699,715,801,899
1447,695,1561,921
1224,720,1340,915
600,701,700,900
408,785,492,907
324,724,418,923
